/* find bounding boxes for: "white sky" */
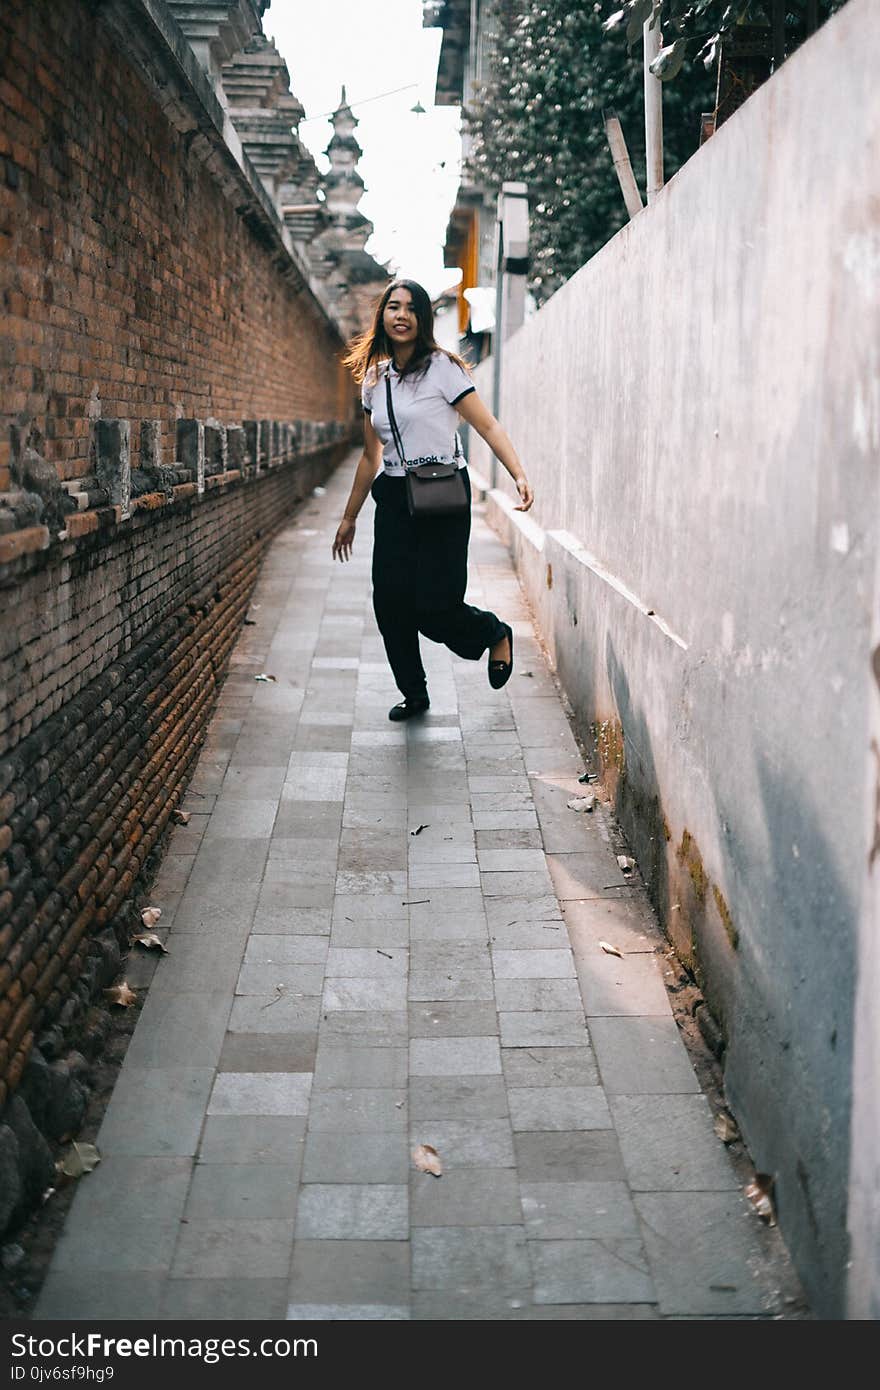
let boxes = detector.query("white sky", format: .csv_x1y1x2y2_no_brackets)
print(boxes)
265,0,464,299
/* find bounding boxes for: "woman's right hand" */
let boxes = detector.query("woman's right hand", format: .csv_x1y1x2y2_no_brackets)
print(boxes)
332,518,356,562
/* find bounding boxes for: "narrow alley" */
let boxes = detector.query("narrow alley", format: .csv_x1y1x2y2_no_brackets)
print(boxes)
32,462,801,1321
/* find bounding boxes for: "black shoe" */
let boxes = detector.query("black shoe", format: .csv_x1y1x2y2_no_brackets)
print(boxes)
488,623,513,690
388,696,430,722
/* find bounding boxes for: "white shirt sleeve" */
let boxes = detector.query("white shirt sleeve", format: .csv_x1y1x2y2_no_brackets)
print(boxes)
434,353,475,405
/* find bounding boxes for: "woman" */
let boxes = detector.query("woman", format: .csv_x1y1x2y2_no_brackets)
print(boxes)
332,279,533,721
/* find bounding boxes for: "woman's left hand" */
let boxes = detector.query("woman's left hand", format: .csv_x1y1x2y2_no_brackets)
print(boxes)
514,477,534,512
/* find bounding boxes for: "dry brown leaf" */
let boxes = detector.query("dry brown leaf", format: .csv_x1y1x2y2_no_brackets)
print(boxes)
133,931,169,954
714,1111,740,1144
58,1142,101,1179
172,810,191,825
255,673,277,682
599,940,623,958
140,906,162,929
104,981,136,1007
745,1173,776,1226
617,855,635,873
412,1143,443,1178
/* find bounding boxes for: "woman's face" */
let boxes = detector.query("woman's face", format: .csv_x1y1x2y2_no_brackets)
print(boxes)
383,288,418,349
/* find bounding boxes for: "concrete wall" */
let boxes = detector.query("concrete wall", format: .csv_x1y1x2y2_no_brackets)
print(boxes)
468,0,878,1316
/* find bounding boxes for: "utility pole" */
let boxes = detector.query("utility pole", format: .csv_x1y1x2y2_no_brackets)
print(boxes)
643,18,664,203
491,181,529,486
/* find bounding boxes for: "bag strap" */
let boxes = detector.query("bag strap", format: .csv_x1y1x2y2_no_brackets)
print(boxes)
384,368,407,468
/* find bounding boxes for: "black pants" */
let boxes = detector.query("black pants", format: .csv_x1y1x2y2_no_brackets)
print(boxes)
371,469,507,700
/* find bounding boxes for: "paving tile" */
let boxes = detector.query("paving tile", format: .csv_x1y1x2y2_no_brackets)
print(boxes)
501,1046,598,1089
409,1002,498,1037
477,849,547,872
222,765,288,799
288,1240,409,1308
514,1131,627,1183
411,1292,658,1320
207,1072,312,1116
589,1016,700,1094
481,870,556,898
492,948,575,979
411,1169,522,1227
320,1010,408,1045
147,938,243,996
96,1067,214,1157
172,1220,295,1278
412,1227,530,1290
185,1164,300,1218
407,1119,515,1168
132,991,229,1073
546,852,627,899
197,1116,306,1165
296,1185,408,1240
308,1088,407,1132
313,1045,408,1090
508,1086,613,1132
499,1011,589,1048
634,1192,784,1316
409,1036,502,1076
160,1279,288,1321
203,797,279,839
35,1273,166,1321
331,894,408,924
521,1180,640,1240
323,978,408,1011
228,995,321,1033
610,1096,740,1191
409,971,495,1002
302,1132,409,1184
494,978,582,1012
244,935,329,964
325,947,408,977
330,917,410,948
251,899,332,936
409,1076,509,1120
236,961,325,996
530,1239,655,1304
576,950,673,1017
50,1219,179,1274
215,1031,316,1076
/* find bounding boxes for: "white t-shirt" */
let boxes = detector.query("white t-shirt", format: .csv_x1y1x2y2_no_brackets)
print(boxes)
362,351,475,476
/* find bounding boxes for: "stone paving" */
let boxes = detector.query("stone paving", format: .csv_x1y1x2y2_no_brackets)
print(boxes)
35,456,800,1321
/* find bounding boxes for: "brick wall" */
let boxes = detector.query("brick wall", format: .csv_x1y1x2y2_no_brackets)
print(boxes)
0,0,362,1233
0,0,353,490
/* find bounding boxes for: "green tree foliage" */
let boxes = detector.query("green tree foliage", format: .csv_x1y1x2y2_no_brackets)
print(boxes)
464,2,716,299
603,2,847,79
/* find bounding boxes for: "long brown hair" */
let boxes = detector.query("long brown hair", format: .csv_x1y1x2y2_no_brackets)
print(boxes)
343,278,470,385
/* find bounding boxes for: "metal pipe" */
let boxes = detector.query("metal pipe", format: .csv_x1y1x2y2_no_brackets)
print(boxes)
604,111,644,219
643,19,664,203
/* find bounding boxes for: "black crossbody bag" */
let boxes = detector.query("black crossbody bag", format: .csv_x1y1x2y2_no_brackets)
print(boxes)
385,369,469,519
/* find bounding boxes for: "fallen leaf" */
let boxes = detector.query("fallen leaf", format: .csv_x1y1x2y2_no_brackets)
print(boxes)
520,670,533,677
255,673,277,683
617,855,636,873
745,1174,776,1226
172,810,191,825
410,824,429,836
599,940,623,958
58,1142,101,1179
104,982,136,1007
714,1111,740,1144
141,906,162,929
132,931,169,954
413,1143,443,1178
567,796,597,813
